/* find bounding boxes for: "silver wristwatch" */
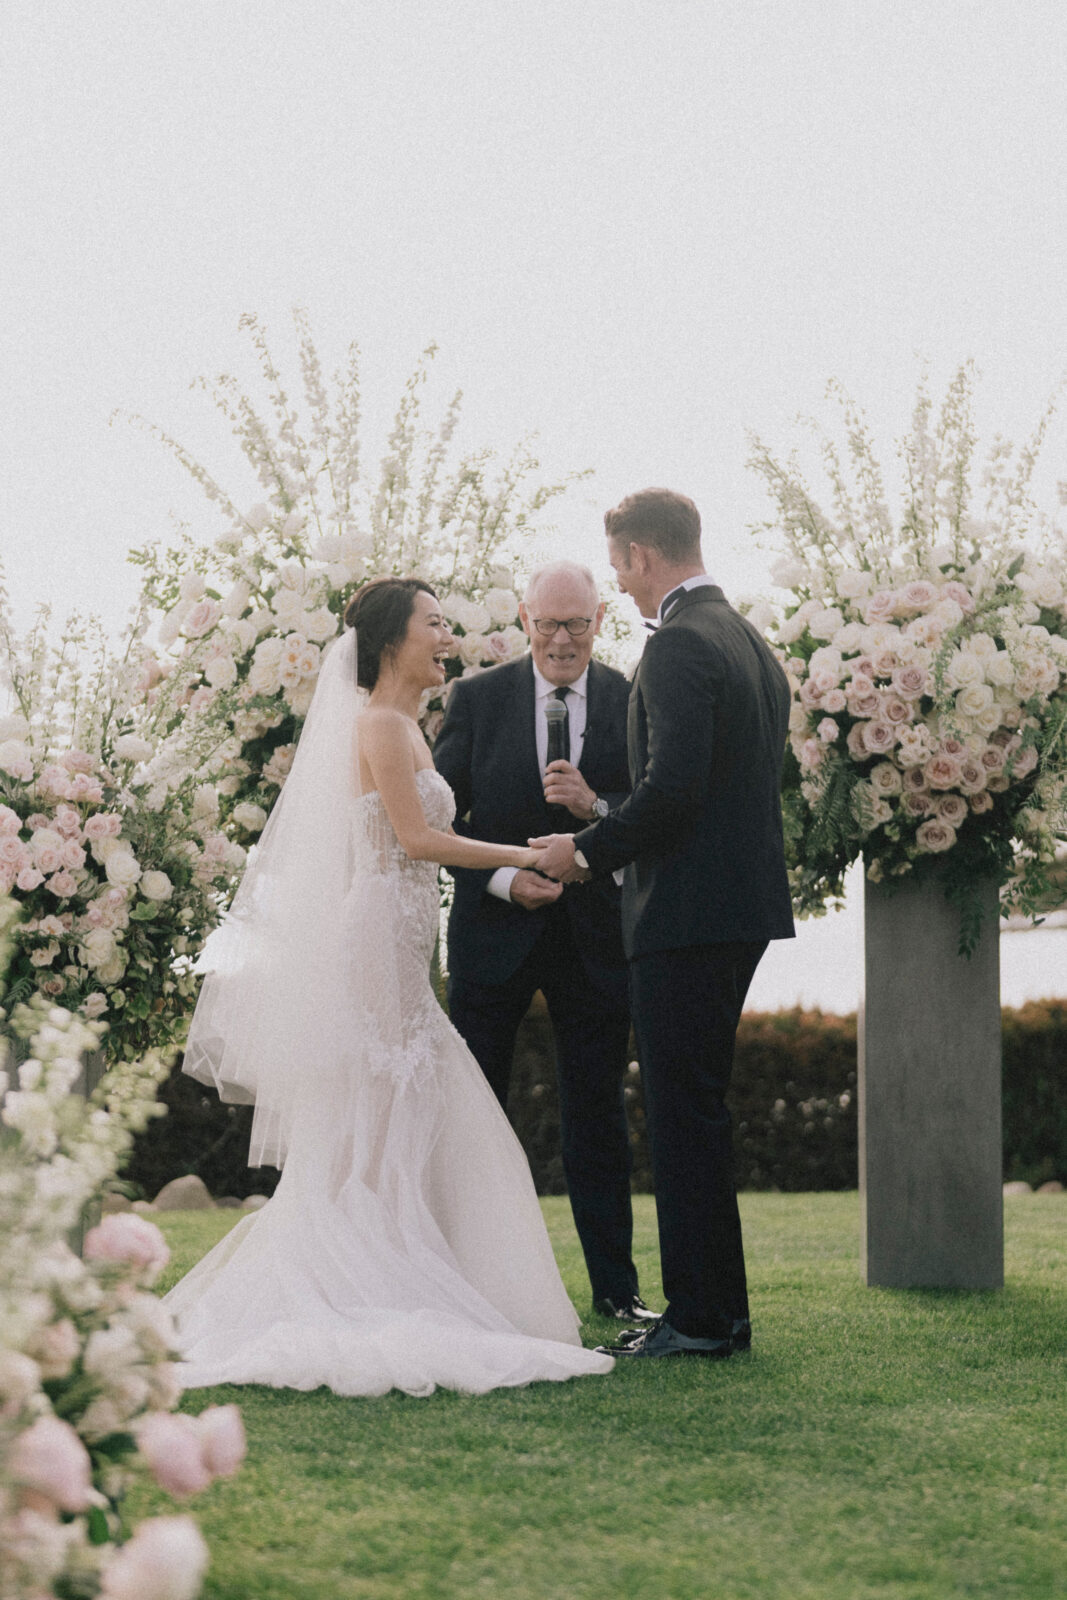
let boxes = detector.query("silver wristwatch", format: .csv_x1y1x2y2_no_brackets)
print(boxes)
588,796,610,821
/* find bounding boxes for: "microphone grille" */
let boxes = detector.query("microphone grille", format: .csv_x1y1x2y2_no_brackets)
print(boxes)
545,699,567,723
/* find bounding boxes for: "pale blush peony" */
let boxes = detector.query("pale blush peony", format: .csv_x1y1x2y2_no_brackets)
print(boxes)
98,1514,210,1600
915,817,957,853
140,871,174,902
183,598,222,638
197,1404,246,1478
134,1414,212,1497
8,1415,93,1512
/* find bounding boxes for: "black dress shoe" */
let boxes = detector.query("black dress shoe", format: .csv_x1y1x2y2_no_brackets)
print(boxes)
592,1293,660,1322
596,1321,732,1360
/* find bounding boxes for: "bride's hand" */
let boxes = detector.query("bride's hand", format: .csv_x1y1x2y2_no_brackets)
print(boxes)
518,846,541,871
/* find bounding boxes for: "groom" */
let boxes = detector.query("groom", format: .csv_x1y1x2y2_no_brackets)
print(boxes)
532,489,794,1359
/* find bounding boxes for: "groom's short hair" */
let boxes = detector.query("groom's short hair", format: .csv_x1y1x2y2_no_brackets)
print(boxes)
604,488,701,564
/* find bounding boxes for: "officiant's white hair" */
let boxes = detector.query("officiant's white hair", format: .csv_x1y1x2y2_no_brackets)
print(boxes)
523,561,599,607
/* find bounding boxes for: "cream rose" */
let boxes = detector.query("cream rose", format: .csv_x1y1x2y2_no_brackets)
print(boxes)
915,817,957,853
141,871,173,901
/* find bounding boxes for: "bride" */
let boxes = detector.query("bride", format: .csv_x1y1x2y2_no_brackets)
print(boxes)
164,577,614,1397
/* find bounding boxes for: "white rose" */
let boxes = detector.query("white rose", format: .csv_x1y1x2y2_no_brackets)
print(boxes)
112,735,154,764
1031,572,1064,608
284,680,316,716
303,606,339,643
463,601,492,635
271,589,309,630
221,617,256,654
204,654,237,689
178,573,206,602
869,761,903,796
743,600,775,635
459,632,490,667
484,587,520,627
221,579,252,618
232,802,267,833
80,928,117,971
248,659,281,695
808,606,845,641
945,650,985,689
933,597,964,630
986,651,1015,686
141,871,173,901
788,704,809,733
955,683,994,719
831,622,866,652
192,785,219,822
105,849,142,889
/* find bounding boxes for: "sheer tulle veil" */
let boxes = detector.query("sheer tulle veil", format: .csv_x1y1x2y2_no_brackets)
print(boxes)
182,627,364,1166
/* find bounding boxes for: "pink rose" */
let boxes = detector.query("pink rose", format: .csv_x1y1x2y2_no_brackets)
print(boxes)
135,1414,212,1498
53,804,83,839
822,688,847,713
188,687,217,714
970,790,995,813
26,812,51,830
847,689,882,719
915,817,957,853
863,590,897,624
0,865,15,893
197,1404,246,1478
941,737,966,757
29,1318,81,1380
881,696,912,725
0,835,28,869
799,678,825,710
898,580,939,612
935,793,969,827
891,663,927,699
0,803,21,835
816,717,840,743
799,738,824,769
37,764,72,798
62,840,86,870
939,581,975,613
68,773,104,803
84,1213,171,1283
59,748,95,774
83,812,120,840
924,754,962,790
980,745,1005,772
485,633,512,663
16,865,44,891
861,720,897,755
1009,744,1038,777
872,650,899,678
31,831,65,874
957,758,987,794
184,598,222,638
847,723,873,762
902,765,929,793
903,790,933,817
39,976,64,995
98,1514,209,1600
46,871,77,899
8,1416,93,1512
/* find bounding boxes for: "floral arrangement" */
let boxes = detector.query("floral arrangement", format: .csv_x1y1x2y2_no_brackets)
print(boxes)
0,946,245,1599
0,580,246,1059
747,366,1067,950
125,312,581,826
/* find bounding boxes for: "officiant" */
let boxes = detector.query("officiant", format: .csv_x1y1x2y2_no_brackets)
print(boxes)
434,562,654,1323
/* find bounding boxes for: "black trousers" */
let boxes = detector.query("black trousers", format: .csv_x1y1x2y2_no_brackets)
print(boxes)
447,915,637,1306
629,940,767,1339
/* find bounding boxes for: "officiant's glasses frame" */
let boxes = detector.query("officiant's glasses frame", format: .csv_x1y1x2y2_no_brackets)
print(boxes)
530,616,593,636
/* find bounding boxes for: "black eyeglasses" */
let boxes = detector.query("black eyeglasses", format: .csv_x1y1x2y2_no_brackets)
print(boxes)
531,617,593,637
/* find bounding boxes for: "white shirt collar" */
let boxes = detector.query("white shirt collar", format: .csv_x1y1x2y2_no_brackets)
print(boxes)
532,661,589,700
656,574,717,625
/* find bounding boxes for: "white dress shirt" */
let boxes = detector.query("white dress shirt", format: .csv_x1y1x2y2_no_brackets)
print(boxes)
487,663,590,902
655,572,718,625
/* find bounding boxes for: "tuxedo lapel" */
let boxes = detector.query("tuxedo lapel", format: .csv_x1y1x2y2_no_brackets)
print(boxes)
512,654,544,805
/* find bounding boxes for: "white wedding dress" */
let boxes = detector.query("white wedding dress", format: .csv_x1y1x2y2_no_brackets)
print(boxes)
165,769,614,1397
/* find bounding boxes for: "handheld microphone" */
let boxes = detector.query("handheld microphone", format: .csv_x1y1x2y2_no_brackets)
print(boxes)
545,697,568,768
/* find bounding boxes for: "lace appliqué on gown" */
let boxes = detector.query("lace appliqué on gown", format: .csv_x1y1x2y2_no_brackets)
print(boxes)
343,770,456,1090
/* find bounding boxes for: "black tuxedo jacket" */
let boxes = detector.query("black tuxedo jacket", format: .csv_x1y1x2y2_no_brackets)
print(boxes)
575,587,795,960
433,654,632,990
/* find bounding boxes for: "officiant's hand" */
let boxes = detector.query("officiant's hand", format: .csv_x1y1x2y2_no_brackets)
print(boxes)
543,760,597,819
509,869,565,910
528,834,591,884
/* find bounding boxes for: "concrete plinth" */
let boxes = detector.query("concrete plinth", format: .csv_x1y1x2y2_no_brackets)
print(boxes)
859,873,1003,1289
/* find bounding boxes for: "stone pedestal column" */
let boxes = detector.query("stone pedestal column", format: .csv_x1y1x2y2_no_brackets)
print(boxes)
859,873,1003,1289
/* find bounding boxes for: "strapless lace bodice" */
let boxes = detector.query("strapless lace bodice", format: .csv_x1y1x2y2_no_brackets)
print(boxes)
342,768,457,1089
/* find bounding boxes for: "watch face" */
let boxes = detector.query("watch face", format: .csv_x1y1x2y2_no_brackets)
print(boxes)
593,798,609,819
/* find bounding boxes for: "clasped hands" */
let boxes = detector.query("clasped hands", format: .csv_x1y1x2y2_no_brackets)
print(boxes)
526,833,590,884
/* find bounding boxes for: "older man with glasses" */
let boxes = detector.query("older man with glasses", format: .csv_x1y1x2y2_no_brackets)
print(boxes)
434,561,656,1325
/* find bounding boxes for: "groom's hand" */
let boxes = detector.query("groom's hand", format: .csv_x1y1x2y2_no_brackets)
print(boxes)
528,834,590,884
509,869,565,911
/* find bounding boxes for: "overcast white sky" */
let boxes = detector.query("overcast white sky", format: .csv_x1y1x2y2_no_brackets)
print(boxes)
3,0,1066,1006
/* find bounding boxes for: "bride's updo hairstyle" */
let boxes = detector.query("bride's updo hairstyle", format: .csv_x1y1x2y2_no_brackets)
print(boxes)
343,577,439,690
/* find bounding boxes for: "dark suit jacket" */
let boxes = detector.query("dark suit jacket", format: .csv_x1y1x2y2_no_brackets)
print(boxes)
433,655,632,991
574,587,795,960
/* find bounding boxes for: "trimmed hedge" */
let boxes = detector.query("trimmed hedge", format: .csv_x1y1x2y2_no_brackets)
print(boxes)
122,999,1066,1200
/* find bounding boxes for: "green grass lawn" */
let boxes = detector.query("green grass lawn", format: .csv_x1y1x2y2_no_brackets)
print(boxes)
140,1195,1067,1600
